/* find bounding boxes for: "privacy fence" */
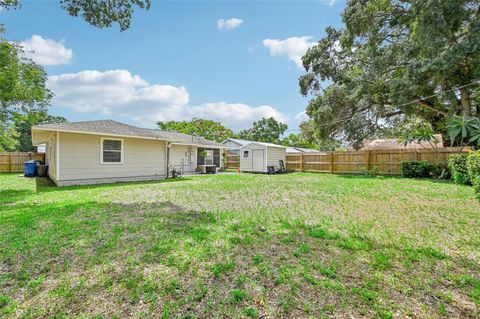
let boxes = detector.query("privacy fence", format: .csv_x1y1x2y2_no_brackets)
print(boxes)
226,147,467,175
285,147,467,175
0,152,45,173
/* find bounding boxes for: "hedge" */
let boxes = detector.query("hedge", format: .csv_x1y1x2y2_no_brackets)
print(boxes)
448,153,471,185
467,151,480,200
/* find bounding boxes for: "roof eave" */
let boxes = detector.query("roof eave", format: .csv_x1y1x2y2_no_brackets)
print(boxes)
31,126,182,142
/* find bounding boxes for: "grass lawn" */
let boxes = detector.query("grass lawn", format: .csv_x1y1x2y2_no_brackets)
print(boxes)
1,172,480,318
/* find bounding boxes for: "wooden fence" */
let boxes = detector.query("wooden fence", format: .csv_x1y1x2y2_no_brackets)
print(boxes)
226,153,240,169
286,147,467,175
0,152,45,173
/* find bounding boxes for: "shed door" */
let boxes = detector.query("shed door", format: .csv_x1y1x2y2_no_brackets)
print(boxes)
252,149,265,172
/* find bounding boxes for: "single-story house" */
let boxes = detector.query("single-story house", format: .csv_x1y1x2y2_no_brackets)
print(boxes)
221,138,252,154
239,142,286,173
286,147,320,154
31,120,229,186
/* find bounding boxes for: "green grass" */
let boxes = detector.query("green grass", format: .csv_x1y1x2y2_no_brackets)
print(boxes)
1,172,480,318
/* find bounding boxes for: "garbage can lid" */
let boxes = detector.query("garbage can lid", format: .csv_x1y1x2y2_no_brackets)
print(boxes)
25,160,37,163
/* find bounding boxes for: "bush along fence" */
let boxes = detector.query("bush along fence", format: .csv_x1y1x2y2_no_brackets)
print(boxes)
449,150,480,200
285,147,468,176
0,152,45,173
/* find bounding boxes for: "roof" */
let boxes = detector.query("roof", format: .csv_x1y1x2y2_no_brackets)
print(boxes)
359,134,444,150
286,147,321,153
221,138,252,147
32,120,228,148
239,141,287,149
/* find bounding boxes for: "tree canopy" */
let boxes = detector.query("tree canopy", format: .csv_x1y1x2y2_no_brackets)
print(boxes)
1,0,150,31
238,117,288,144
300,0,480,149
157,118,235,143
0,33,53,151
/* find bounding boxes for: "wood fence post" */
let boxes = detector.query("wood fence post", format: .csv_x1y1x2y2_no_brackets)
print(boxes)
330,152,334,174
8,153,12,173
365,150,371,171
299,153,303,172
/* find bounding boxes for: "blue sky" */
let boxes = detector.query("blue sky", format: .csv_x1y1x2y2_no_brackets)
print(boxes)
1,0,345,132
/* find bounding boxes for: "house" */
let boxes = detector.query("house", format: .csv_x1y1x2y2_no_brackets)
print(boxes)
221,138,252,154
357,134,444,150
285,147,320,154
239,142,286,173
31,120,229,186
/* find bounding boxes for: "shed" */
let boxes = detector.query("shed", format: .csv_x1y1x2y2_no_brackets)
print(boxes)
239,142,286,173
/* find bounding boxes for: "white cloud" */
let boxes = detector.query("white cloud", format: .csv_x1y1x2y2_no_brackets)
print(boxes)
19,35,73,66
47,69,286,130
294,111,309,124
217,18,243,30
263,36,316,68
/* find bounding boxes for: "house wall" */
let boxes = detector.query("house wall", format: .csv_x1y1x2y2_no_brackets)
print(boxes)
57,132,167,186
266,146,286,169
169,144,197,174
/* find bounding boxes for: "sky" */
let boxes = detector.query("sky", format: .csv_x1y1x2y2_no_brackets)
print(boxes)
0,0,345,132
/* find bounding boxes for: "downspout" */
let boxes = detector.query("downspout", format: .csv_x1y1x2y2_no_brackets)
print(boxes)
166,141,171,178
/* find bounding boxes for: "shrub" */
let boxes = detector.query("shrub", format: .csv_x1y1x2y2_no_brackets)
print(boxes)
448,153,471,185
401,160,431,178
467,151,480,200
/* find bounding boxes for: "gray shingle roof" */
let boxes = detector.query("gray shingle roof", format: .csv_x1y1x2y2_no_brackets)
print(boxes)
32,120,227,148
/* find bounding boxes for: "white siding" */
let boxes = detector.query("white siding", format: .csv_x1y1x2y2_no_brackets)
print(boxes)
240,144,267,172
266,146,286,169
169,144,197,174
57,132,166,185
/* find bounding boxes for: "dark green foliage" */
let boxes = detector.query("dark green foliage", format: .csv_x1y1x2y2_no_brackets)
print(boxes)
299,1,480,148
467,151,480,200
238,117,287,144
401,161,432,178
157,118,234,143
60,0,150,31
449,153,471,185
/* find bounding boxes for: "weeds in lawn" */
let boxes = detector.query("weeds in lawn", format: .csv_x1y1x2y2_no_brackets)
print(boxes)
0,173,479,318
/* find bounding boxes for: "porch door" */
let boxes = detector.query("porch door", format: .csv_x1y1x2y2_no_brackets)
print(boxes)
252,149,265,172
205,150,214,165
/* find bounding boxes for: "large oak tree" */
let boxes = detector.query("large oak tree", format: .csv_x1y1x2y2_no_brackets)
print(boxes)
300,0,480,149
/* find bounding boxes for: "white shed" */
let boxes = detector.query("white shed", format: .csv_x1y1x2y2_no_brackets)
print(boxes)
239,142,287,173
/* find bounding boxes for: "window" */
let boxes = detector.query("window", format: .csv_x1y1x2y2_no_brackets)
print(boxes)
243,151,249,158
101,138,123,164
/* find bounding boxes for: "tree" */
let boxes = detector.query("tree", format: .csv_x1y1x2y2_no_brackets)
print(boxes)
157,118,235,143
0,32,52,151
13,111,67,152
238,117,288,144
1,0,150,31
300,0,480,149
281,133,316,149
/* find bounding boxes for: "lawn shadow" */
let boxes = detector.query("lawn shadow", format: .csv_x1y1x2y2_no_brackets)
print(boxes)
35,176,194,193
0,189,35,205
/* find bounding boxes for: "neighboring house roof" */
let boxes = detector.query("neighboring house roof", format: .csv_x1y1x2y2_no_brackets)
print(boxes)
358,134,444,150
32,120,228,148
239,141,287,149
286,147,320,153
221,138,252,147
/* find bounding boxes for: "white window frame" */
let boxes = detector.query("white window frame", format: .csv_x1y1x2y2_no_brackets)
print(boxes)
100,137,124,165
243,150,249,158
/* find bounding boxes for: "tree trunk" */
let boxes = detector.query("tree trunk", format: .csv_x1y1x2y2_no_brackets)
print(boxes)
460,88,471,116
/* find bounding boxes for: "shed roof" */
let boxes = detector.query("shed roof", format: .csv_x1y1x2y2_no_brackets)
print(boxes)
32,120,228,148
239,141,287,149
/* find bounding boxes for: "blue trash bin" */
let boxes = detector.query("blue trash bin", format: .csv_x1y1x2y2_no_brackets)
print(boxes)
24,160,37,177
